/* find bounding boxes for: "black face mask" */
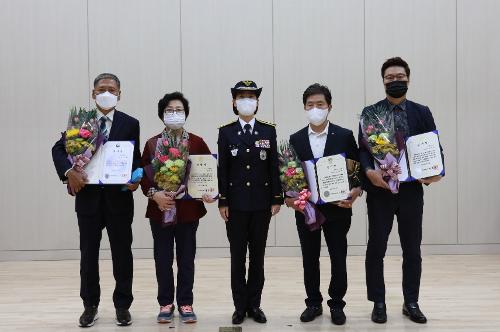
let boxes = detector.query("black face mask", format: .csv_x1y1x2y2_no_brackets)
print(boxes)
385,80,408,98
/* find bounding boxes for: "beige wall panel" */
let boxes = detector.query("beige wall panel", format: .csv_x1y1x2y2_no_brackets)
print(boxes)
87,0,182,249
457,0,500,243
180,0,276,247
273,0,367,246
365,0,458,245
0,0,89,250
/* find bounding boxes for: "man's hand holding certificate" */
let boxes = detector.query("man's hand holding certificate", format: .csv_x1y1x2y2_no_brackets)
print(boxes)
303,154,352,204
84,141,135,184
406,131,444,184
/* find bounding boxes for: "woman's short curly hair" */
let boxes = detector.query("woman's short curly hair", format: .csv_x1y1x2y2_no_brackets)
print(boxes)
157,91,190,120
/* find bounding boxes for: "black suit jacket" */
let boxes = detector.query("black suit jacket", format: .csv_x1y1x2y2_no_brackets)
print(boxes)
217,119,283,211
289,122,359,219
52,110,141,215
358,99,444,193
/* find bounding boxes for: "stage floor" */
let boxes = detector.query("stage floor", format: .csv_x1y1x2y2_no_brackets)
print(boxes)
1,255,499,331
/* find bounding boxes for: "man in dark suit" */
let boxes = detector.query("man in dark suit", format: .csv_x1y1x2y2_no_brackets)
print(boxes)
52,73,141,327
217,80,283,325
285,83,362,325
359,57,443,324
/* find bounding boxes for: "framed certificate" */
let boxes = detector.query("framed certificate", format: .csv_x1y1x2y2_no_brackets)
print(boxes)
186,154,218,199
405,130,444,180
84,141,134,184
303,154,350,204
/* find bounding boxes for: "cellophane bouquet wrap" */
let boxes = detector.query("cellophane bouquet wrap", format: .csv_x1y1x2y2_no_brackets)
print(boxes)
150,131,190,225
64,107,103,194
360,104,405,193
278,141,324,231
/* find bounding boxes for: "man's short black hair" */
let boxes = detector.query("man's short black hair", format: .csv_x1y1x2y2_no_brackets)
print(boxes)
302,83,332,105
158,91,190,120
93,73,120,88
381,57,410,78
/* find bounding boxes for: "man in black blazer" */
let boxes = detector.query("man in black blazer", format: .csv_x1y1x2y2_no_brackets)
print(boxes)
286,83,362,325
52,73,141,327
359,58,443,324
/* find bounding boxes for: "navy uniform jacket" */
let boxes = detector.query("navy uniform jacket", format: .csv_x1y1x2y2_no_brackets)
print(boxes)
290,122,359,219
51,110,141,216
217,119,283,211
358,99,444,193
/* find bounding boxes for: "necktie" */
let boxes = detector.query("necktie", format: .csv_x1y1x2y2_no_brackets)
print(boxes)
100,116,108,141
244,123,252,136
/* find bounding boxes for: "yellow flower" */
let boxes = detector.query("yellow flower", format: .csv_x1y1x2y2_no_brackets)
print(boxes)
170,166,179,173
375,137,389,145
66,128,80,138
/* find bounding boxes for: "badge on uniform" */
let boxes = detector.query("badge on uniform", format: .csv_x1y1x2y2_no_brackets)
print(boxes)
260,149,267,160
231,147,238,156
255,139,270,149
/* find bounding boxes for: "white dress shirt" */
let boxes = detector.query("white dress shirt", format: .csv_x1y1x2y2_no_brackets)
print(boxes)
308,121,329,159
238,117,256,134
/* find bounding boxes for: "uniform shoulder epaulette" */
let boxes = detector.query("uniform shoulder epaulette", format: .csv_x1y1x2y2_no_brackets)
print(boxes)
218,120,237,129
256,119,276,127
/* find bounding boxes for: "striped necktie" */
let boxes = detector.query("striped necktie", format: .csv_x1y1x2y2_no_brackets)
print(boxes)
100,116,108,141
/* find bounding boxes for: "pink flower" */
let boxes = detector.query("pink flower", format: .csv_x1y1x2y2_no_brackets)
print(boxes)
366,125,374,134
169,147,181,158
162,139,169,147
159,155,168,163
181,140,189,147
79,129,92,139
285,167,297,177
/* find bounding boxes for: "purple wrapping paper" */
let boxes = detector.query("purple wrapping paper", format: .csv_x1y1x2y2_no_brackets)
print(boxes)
376,153,402,194
286,191,325,232
160,184,186,226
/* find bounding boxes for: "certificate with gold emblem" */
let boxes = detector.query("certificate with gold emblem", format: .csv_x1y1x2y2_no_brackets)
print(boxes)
84,141,134,184
186,154,218,199
303,154,350,203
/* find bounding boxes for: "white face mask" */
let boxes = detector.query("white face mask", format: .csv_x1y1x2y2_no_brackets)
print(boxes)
163,111,186,130
236,98,257,116
306,107,329,126
95,91,118,110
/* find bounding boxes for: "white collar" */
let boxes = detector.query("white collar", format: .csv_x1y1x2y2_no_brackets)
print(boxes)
238,117,256,130
308,121,329,136
97,109,115,122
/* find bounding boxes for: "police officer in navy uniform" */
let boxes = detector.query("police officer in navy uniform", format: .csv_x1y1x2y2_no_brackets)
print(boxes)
217,80,283,325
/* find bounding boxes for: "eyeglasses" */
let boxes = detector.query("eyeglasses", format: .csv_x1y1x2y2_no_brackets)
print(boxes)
383,73,408,81
164,108,185,115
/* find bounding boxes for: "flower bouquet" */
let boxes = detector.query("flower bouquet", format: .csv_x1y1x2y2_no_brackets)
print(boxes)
360,104,406,193
278,141,325,231
150,134,190,225
63,107,103,194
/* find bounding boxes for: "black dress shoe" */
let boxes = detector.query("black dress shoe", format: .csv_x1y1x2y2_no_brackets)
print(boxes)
247,307,267,323
330,307,346,325
403,303,427,324
371,302,387,323
300,306,323,322
115,308,132,326
232,310,245,324
79,306,98,327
